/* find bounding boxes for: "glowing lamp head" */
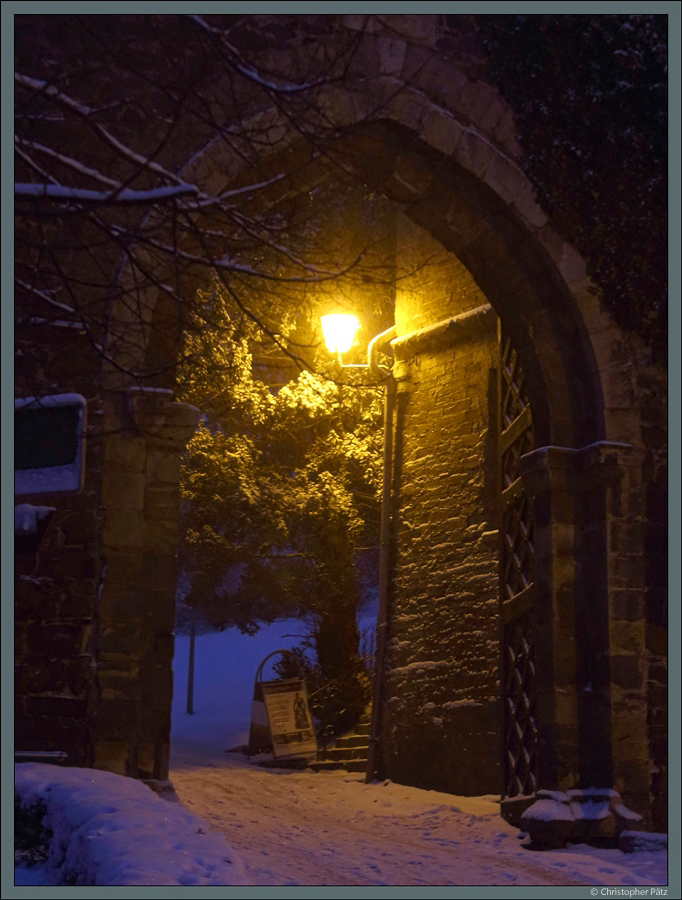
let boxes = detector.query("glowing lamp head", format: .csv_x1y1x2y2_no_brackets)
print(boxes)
320,314,360,356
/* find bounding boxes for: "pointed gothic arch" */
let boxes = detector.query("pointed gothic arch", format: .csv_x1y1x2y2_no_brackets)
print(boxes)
17,17,661,827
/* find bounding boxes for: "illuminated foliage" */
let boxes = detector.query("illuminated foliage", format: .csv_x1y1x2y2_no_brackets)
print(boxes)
177,283,383,728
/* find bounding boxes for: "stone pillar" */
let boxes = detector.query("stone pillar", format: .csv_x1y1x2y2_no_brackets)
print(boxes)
95,388,199,779
519,441,649,819
518,446,582,794
592,444,651,823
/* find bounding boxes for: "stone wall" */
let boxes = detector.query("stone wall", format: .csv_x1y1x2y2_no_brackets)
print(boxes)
380,217,501,795
15,327,103,766
14,321,199,780
640,368,668,831
378,208,668,832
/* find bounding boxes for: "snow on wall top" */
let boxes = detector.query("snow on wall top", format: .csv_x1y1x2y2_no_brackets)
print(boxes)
15,393,87,409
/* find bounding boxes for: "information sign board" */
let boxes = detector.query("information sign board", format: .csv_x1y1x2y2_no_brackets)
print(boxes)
261,678,317,760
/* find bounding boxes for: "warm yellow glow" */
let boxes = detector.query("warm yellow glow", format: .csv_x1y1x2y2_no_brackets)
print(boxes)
320,314,360,355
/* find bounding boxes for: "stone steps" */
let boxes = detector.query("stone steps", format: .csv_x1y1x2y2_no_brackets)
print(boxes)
308,712,371,774
334,734,368,749
308,757,367,773
317,745,368,762
256,712,373,774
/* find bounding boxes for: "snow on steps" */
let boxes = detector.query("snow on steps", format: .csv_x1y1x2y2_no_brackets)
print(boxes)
256,716,371,774
308,717,370,774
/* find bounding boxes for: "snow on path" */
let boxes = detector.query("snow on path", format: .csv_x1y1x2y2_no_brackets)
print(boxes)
169,627,668,888
170,759,582,887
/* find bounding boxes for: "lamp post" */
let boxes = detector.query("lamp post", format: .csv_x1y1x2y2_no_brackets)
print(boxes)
320,313,396,783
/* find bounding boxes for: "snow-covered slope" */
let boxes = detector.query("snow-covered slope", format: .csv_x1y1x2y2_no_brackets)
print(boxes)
12,622,670,889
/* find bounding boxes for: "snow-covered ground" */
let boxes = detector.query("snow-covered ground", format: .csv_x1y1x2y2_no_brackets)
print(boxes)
14,621,671,889
14,763,248,886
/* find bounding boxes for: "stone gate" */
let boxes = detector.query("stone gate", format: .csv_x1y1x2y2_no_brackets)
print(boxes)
15,15,666,830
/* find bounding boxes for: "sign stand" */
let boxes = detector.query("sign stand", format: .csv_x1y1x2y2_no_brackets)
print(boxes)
247,650,317,761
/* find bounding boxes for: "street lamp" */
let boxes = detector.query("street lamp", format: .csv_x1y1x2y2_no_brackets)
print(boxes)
321,313,396,784
320,314,360,362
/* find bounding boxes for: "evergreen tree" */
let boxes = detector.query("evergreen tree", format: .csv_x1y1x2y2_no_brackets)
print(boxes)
479,14,668,360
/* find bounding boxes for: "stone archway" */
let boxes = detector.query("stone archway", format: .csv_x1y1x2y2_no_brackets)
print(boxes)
94,20,659,824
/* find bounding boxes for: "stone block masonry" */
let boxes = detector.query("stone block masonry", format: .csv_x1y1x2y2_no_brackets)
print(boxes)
94,389,200,780
381,216,501,795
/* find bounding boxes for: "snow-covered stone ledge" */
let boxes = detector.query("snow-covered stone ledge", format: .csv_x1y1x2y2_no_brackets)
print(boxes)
519,787,665,852
14,764,249,886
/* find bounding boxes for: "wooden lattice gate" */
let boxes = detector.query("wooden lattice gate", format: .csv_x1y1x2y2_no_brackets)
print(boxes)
498,323,538,822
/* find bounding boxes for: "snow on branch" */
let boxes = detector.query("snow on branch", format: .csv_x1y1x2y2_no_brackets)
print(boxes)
15,278,77,315
15,73,198,191
15,137,123,189
187,15,324,94
104,221,365,283
15,182,199,207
